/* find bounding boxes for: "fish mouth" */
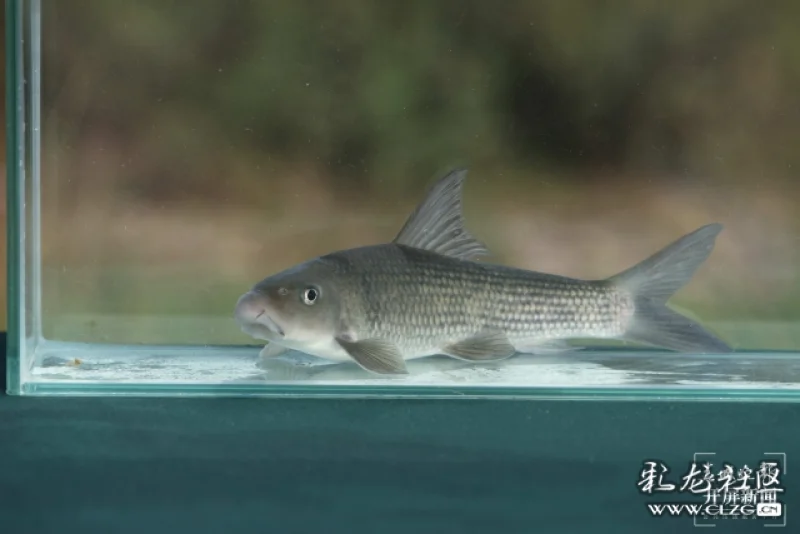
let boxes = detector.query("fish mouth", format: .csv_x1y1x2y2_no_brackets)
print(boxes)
239,312,285,340
255,312,285,338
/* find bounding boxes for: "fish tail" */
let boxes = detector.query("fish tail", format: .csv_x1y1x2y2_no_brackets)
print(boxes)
608,224,732,353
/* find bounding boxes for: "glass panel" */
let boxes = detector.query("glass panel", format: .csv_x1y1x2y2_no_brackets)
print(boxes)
5,0,24,393
7,0,800,397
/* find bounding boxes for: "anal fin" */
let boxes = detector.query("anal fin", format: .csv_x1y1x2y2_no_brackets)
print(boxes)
336,337,408,375
441,329,516,361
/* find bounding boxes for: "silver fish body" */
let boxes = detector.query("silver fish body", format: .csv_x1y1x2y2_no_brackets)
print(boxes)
235,169,731,375
306,244,633,359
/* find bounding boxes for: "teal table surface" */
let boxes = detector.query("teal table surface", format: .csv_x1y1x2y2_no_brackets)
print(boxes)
1,333,798,534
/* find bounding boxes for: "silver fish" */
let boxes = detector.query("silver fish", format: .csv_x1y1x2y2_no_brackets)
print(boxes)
234,168,731,376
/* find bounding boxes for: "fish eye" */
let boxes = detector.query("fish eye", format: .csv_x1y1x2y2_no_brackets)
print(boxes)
302,286,320,305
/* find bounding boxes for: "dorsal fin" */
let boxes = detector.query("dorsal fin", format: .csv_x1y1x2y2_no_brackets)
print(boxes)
391,168,490,260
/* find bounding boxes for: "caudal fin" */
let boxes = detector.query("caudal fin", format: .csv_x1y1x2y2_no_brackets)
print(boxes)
608,224,732,353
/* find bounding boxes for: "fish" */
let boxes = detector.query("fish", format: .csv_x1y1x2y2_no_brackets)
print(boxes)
234,168,732,376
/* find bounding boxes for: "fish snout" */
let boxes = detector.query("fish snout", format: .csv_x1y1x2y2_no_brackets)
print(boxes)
234,291,286,337
234,291,267,323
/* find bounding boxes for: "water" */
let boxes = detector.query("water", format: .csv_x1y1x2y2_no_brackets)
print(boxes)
7,0,800,399
30,341,800,391
24,328,800,399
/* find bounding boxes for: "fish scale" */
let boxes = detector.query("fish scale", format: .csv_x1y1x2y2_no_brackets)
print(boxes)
324,243,633,356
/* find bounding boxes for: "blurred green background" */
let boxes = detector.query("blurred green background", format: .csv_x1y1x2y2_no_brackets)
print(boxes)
9,0,800,348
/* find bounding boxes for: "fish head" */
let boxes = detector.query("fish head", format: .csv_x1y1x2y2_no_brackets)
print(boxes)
234,259,343,346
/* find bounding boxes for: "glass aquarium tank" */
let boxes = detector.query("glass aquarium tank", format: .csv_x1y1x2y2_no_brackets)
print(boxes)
6,0,800,398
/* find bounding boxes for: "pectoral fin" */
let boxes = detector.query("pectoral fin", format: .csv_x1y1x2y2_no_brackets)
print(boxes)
442,329,516,361
336,337,408,375
392,168,490,261
259,343,289,359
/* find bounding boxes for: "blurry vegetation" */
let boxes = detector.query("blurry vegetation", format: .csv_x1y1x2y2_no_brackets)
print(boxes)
4,0,799,345
42,0,800,202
